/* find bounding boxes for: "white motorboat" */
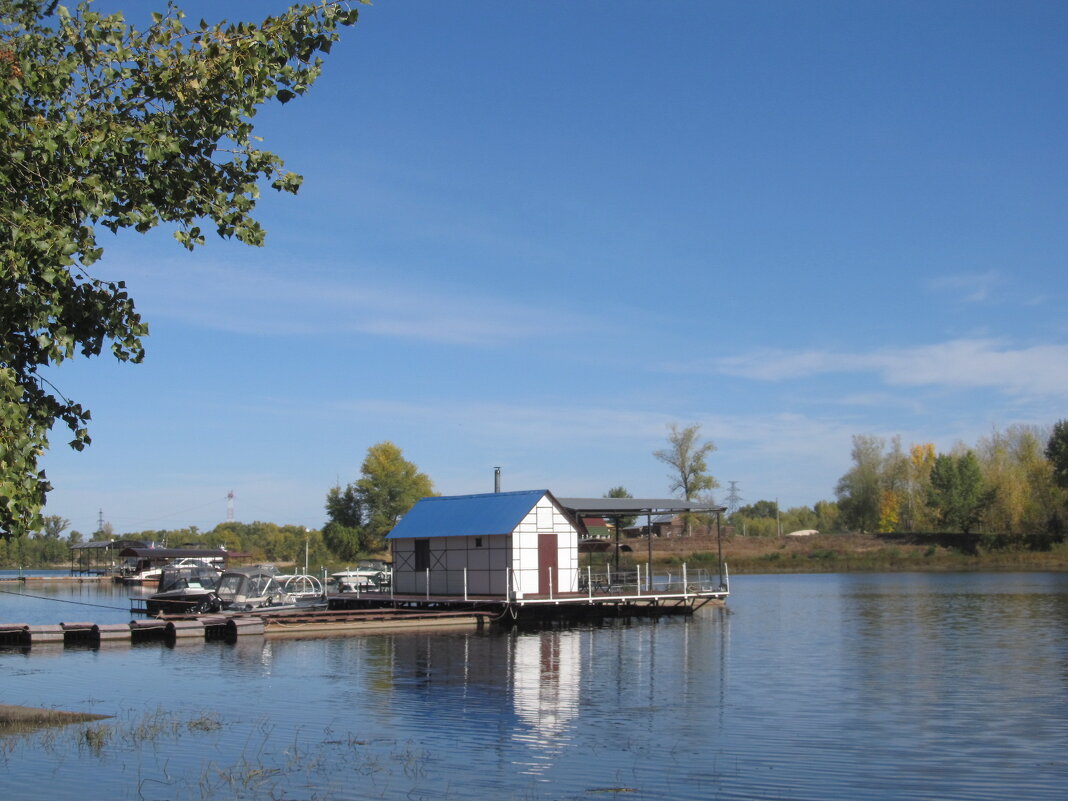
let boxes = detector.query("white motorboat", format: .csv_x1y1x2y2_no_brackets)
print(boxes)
214,565,325,612
330,560,391,592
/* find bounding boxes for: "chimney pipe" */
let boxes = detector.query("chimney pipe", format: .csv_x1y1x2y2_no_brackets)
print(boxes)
494,466,501,493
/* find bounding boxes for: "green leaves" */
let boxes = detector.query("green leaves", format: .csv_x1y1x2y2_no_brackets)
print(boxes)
0,0,362,537
1046,421,1068,490
326,443,435,555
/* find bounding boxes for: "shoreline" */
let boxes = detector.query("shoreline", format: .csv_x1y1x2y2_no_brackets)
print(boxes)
5,533,1068,578
635,532,1068,574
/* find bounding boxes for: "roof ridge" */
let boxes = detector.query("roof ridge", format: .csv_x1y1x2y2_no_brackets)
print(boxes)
420,489,548,501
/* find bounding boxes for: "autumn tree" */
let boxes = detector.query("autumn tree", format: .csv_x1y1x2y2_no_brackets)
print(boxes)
325,442,435,556
653,423,718,535
357,443,435,551
977,425,1055,538
0,0,362,537
876,436,909,532
905,443,937,531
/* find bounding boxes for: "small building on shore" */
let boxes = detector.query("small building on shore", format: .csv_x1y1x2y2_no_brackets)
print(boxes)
387,490,580,599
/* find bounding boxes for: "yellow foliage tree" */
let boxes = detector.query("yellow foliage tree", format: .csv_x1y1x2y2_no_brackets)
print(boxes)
878,489,900,532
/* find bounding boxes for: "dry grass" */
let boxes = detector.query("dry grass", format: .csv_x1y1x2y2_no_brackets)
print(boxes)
623,532,1068,573
0,704,110,734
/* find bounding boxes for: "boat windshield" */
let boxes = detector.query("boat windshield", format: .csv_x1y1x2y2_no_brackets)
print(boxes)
158,565,220,593
217,571,275,599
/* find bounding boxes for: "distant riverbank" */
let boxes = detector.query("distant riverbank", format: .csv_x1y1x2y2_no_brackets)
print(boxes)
641,532,1068,573
6,532,1067,577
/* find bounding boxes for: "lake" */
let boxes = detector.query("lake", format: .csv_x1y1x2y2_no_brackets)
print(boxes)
2,571,1066,800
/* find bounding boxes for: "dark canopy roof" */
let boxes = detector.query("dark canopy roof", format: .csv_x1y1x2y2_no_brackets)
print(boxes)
558,498,726,517
117,547,228,560
70,539,150,551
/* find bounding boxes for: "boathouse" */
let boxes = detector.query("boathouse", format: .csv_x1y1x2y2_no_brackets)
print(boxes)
387,490,580,599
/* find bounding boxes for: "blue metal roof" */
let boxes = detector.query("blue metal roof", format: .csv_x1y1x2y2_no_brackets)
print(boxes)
386,490,551,539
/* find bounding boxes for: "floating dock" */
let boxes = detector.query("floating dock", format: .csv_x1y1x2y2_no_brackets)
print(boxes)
0,608,490,649
1,568,728,651
0,575,106,583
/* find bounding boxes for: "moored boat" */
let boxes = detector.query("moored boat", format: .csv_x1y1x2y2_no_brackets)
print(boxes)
118,548,228,584
330,560,391,592
143,561,222,615
214,565,325,612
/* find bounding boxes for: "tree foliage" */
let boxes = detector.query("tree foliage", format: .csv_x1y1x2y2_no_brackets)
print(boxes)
38,513,68,538
835,434,884,532
833,426,1064,543
1046,420,1068,490
735,500,779,520
927,451,994,535
322,483,362,561
730,500,827,537
654,423,718,500
978,425,1055,537
324,442,435,556
356,442,435,551
653,422,718,535
604,485,634,527
0,0,361,537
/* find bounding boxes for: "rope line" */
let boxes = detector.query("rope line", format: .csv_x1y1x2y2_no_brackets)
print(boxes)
0,587,130,611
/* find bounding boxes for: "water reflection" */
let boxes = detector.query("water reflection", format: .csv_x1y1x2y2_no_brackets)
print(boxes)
510,631,580,775
0,577,137,625
2,574,1066,801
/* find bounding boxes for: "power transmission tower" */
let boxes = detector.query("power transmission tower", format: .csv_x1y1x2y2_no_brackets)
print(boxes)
227,491,235,522
725,481,743,516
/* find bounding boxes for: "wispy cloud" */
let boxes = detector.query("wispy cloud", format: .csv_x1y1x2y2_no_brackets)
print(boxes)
321,397,864,463
708,339,1068,399
121,258,593,346
926,270,1001,303
325,397,679,442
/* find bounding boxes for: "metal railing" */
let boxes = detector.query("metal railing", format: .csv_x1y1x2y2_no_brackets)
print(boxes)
336,563,730,601
577,564,728,597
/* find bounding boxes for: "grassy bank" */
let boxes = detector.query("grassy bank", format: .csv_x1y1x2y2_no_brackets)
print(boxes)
631,532,1068,574
0,704,110,734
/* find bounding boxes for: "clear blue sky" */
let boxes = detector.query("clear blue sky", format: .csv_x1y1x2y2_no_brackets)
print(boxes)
40,0,1068,535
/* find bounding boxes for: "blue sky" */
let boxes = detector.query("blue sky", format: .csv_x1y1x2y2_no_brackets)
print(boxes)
40,0,1068,535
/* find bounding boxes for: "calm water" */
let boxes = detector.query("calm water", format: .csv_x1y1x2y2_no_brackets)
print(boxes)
2,572,1067,800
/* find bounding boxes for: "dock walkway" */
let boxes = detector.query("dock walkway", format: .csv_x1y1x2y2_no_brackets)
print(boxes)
1,571,729,651
0,607,489,649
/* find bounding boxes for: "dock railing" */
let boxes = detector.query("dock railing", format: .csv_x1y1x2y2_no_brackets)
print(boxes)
577,564,728,597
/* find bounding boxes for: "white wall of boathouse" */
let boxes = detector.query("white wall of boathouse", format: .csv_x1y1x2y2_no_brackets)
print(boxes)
510,494,579,599
390,494,579,599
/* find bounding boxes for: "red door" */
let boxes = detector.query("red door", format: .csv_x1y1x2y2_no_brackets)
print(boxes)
538,533,558,596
